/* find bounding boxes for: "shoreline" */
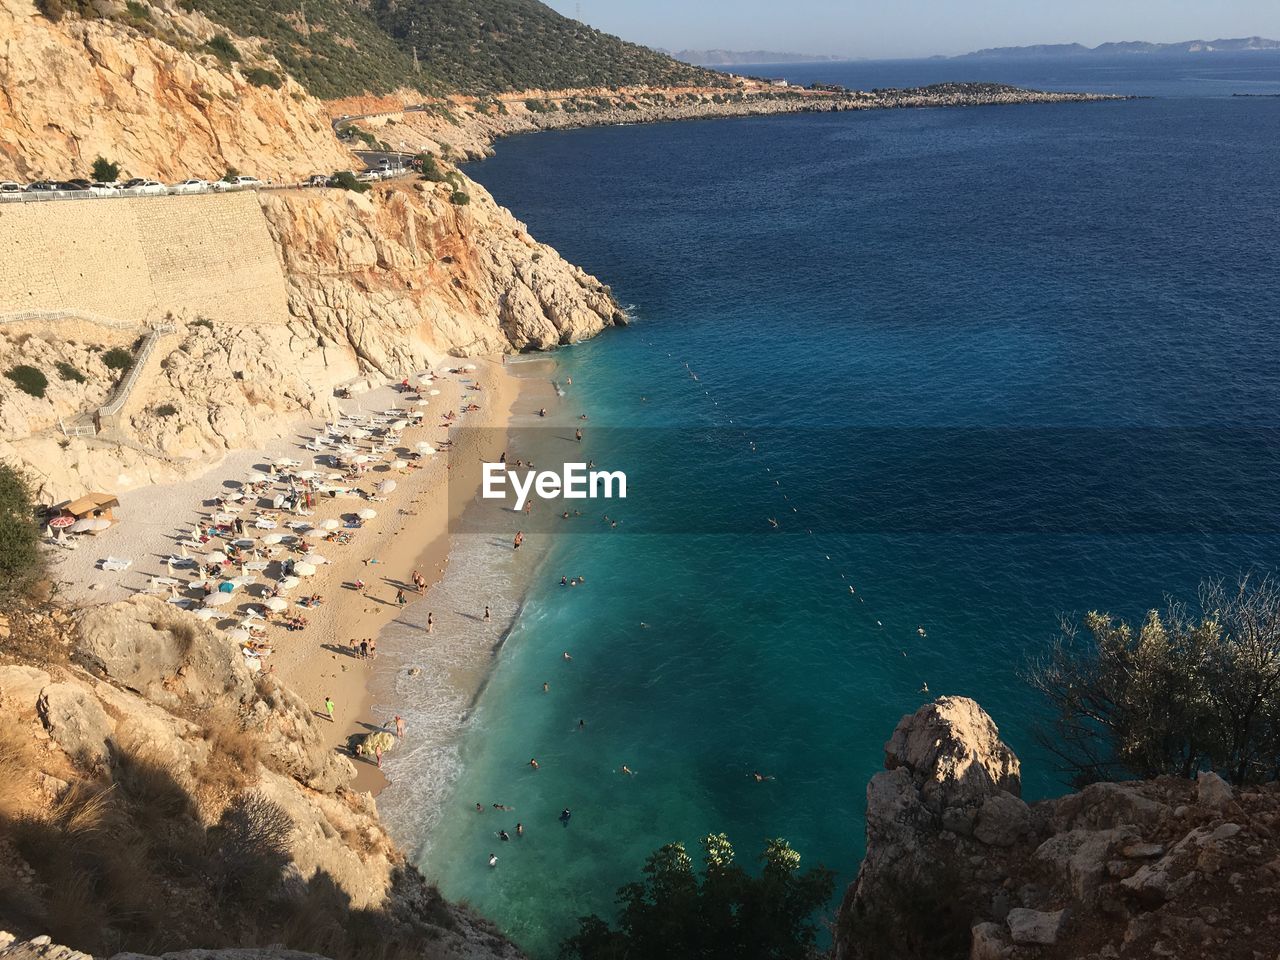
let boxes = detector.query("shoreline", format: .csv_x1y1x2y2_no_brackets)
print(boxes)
368,353,572,843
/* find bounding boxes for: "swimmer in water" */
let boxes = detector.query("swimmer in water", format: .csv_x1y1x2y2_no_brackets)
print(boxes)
529,758,539,770
621,765,634,776
920,682,930,694
499,830,510,842
752,771,775,783
543,681,549,693
488,853,498,868
516,822,524,837
559,808,572,825
563,651,572,661
475,802,484,813
917,626,927,637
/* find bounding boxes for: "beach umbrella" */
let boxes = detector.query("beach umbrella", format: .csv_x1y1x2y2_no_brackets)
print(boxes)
391,459,407,470
319,518,340,531
203,592,233,607
429,389,441,396
303,553,329,566
193,607,220,621
377,479,397,494
254,517,278,530
353,455,370,464
218,580,237,593
224,492,244,502
279,575,300,590
225,627,251,643
244,560,270,571
69,518,96,532
416,442,436,455
262,533,283,545
293,562,317,577
412,398,429,407
463,363,477,371
233,538,255,548
391,420,408,431
211,512,235,524
357,508,377,520
206,551,227,564
48,515,76,530
264,597,289,612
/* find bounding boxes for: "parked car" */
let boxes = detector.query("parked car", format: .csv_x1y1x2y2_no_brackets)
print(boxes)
89,181,121,197
306,174,330,187
223,175,262,189
129,180,167,195
120,177,148,189
376,158,393,171
356,171,378,183
169,178,209,194
0,181,23,194
25,180,61,192
64,178,92,190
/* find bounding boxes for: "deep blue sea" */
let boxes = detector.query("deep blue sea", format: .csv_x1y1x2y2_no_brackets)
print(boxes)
409,54,1280,956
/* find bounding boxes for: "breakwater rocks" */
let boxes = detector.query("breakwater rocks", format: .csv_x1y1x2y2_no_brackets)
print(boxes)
835,697,1280,960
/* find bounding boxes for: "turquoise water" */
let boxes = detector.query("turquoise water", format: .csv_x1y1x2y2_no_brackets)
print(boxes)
403,56,1280,956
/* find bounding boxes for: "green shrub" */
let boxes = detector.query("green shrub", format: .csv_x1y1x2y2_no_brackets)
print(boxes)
125,0,149,19
90,157,120,182
449,190,470,206
222,166,240,183
102,348,133,372
55,361,86,383
191,318,214,330
328,171,369,193
0,465,42,598
5,365,48,399
243,67,282,89
205,33,241,63
154,404,179,417
417,154,446,182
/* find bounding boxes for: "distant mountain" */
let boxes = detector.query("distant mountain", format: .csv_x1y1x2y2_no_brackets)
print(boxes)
667,49,847,67
956,36,1280,59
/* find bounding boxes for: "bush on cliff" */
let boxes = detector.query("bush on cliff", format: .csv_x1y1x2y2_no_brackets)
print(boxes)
5,364,48,399
102,347,134,372
205,33,241,63
243,67,283,89
558,834,834,960
328,170,369,193
90,157,120,183
0,466,43,598
1029,575,1280,786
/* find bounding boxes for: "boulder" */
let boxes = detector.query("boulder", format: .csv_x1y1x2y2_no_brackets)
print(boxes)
974,793,1033,847
0,665,52,712
37,682,115,764
1006,907,1065,945
1196,771,1233,808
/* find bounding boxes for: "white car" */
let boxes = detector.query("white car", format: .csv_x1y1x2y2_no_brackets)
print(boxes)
222,175,262,189
126,179,167,195
0,181,22,195
169,178,209,194
89,181,121,197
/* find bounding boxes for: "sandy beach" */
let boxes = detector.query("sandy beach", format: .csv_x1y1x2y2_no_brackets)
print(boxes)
48,355,521,794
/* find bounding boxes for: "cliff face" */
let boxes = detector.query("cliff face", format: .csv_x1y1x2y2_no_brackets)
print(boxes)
836,697,1280,960
0,595,520,959
0,0,351,181
260,178,624,363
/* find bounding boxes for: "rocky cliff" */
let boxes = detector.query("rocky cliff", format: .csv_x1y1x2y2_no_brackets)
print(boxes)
0,0,351,182
835,697,1280,960
0,595,521,959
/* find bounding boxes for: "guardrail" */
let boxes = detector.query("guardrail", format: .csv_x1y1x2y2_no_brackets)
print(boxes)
98,322,176,420
0,169,412,205
58,418,97,438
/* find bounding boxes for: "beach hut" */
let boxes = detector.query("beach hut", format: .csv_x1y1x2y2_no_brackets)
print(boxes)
59,492,120,523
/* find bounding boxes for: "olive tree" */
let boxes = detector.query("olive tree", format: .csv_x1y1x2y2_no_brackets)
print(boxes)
1028,576,1280,786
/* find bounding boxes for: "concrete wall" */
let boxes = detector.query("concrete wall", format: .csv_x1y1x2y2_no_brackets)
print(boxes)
0,193,290,326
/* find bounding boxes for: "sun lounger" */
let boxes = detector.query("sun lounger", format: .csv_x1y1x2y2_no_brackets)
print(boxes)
101,556,132,572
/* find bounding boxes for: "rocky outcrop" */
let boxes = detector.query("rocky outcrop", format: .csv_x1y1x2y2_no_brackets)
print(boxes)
836,697,1280,960
0,0,351,182
260,178,625,362
0,596,520,958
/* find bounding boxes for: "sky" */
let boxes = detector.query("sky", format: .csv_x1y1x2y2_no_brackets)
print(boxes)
544,1,1280,60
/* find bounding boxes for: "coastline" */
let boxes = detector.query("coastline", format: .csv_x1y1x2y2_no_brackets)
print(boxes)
369,354,569,842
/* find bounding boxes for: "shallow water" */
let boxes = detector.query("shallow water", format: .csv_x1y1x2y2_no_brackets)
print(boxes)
392,54,1280,956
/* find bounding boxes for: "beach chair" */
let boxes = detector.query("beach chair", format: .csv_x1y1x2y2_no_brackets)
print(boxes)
101,556,132,572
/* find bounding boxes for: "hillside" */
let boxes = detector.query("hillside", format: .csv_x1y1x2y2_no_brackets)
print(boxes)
178,0,724,96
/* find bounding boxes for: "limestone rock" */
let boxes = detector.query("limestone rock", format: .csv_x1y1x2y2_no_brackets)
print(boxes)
1197,770,1233,808
37,681,114,764
1006,907,1065,945
0,665,53,712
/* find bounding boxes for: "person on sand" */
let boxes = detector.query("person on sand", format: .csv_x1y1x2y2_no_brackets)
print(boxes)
374,745,383,768
528,758,539,770
484,606,491,622
369,638,377,659
513,531,524,549
427,612,434,634
575,427,583,443
396,589,407,605
324,697,335,722
395,715,405,738
360,639,369,659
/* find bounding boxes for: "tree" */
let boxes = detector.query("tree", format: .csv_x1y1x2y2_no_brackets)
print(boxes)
90,157,120,183
559,834,834,960
1028,575,1280,786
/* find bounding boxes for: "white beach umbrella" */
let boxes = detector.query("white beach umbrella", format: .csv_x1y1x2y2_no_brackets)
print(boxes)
211,512,235,524
69,518,97,533
463,363,477,371
264,597,289,612
206,551,227,564
193,607,220,621
303,553,329,565
233,538,255,548
262,533,283,545
357,508,377,520
224,491,244,502
377,479,397,494
429,389,441,396
244,560,270,571
203,592,233,607
279,575,300,589
412,398,429,407
353,454,370,464
319,518,341,531
391,459,407,470
225,627,251,643
254,517,278,530
293,562,317,577
416,442,436,454
391,420,408,431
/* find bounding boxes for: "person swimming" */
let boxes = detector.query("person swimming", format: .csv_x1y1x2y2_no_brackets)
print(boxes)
488,853,498,868
621,765,634,776
516,822,524,837
499,830,510,842
529,758,539,770
559,808,572,825
752,771,775,783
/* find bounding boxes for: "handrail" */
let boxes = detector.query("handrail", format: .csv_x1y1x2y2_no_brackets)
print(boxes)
0,309,144,331
98,323,176,419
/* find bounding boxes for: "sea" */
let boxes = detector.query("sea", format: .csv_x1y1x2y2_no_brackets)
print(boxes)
378,54,1280,956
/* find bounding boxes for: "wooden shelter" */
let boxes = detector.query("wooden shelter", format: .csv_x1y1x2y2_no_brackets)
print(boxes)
59,492,120,521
